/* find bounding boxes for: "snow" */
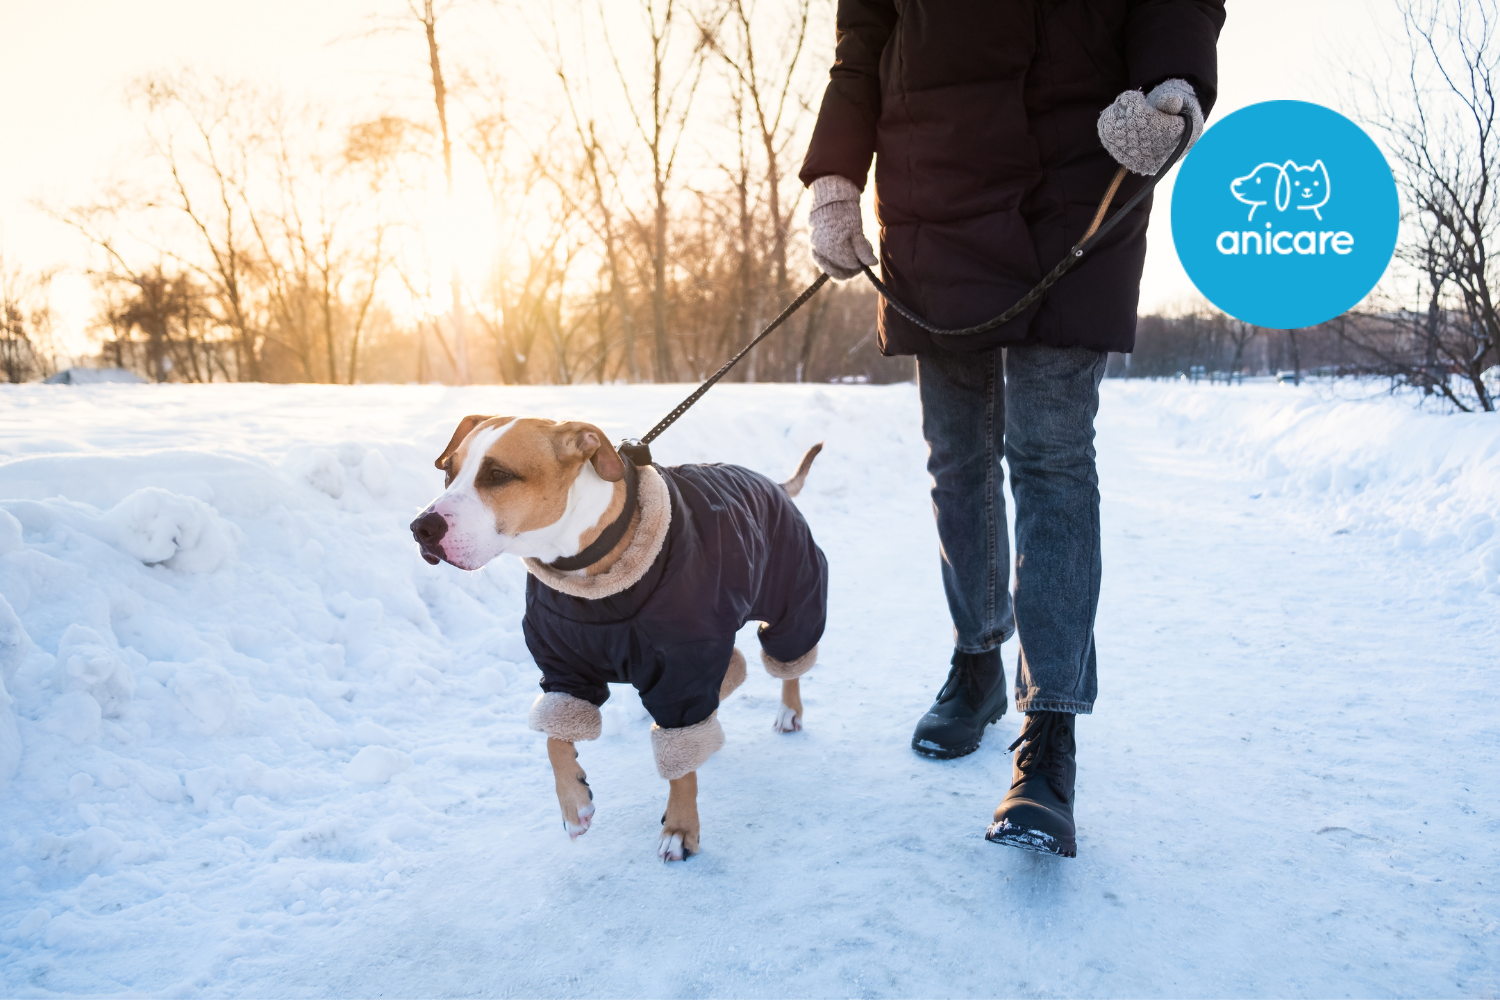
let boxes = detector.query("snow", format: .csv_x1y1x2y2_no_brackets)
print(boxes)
0,379,1496,997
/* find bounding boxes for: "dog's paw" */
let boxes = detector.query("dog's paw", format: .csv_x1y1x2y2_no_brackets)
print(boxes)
657,830,695,862
564,802,595,840
772,703,802,733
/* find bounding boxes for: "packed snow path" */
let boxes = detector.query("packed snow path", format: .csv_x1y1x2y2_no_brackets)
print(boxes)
0,381,1496,998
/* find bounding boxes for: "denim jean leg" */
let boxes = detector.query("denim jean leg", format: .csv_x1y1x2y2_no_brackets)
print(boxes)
916,350,1014,654
1003,343,1107,714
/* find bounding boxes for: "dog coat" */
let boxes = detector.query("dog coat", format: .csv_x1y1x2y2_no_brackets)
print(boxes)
522,462,828,731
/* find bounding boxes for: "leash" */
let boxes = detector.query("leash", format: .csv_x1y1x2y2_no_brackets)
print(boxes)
859,110,1194,338
618,110,1193,468
618,274,830,467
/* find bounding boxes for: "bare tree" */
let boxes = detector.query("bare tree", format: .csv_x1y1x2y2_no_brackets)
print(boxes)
409,0,470,383
139,76,268,380
1224,318,1260,379
604,0,712,381
1352,0,1500,410
543,8,643,382
341,116,404,383
707,0,812,300
0,260,57,383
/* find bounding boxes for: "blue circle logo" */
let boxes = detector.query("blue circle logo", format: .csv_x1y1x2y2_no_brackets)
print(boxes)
1171,101,1399,330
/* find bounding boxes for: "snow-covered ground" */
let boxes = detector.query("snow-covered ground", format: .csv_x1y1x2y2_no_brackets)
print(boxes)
0,378,1496,998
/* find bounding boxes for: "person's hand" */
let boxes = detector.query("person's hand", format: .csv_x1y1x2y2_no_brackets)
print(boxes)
808,175,878,280
1097,78,1204,176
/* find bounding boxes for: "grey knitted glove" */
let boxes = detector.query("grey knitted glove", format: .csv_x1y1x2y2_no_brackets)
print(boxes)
1097,78,1205,175
808,175,878,280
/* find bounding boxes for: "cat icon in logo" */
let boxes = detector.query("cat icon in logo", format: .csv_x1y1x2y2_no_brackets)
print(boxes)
1230,162,1291,221
1284,160,1331,220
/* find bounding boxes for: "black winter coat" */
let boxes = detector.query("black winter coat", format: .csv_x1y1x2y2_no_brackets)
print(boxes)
523,463,829,731
800,0,1225,356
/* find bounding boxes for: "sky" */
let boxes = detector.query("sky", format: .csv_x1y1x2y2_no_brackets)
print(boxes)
0,0,1405,353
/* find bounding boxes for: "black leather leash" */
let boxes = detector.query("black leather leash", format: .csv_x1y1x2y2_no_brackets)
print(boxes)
618,273,829,467
617,110,1194,469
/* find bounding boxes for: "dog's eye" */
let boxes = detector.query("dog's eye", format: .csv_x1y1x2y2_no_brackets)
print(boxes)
488,468,516,486
443,461,454,487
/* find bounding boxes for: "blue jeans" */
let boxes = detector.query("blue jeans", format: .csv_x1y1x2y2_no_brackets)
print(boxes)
917,344,1106,715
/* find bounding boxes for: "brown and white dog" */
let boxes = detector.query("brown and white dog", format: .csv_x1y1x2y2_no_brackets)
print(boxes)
410,416,826,861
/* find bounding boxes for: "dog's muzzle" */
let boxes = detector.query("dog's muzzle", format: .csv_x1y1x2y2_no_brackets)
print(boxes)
410,511,448,565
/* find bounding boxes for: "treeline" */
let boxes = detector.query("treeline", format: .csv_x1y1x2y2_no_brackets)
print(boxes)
1123,305,1496,412
20,1,908,388
1122,311,1386,380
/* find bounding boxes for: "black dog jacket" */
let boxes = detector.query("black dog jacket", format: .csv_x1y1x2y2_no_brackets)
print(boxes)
523,462,828,730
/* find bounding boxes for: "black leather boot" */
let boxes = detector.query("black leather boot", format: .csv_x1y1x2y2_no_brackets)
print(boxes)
910,648,1008,759
986,710,1077,857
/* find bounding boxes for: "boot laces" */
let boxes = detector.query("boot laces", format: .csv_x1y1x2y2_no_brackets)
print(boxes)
1006,712,1073,797
937,653,994,711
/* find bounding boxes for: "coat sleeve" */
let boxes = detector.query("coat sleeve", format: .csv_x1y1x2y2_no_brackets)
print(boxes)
1123,0,1226,116
523,613,611,707
797,0,898,190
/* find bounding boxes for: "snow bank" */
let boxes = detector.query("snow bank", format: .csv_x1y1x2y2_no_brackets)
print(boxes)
1113,380,1500,592
0,381,909,993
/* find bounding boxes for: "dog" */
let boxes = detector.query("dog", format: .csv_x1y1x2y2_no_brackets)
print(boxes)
410,416,828,862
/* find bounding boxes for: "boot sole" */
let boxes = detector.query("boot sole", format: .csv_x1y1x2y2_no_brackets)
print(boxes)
985,822,1077,858
909,706,1008,760
911,736,981,760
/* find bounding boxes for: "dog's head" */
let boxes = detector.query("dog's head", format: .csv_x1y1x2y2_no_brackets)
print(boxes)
410,415,624,570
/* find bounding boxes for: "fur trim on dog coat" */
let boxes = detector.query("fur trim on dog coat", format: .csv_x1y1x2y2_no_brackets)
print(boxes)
651,712,725,780
762,644,818,680
522,462,828,734
528,691,603,742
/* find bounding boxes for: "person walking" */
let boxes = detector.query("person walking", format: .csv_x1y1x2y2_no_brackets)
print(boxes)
801,0,1225,857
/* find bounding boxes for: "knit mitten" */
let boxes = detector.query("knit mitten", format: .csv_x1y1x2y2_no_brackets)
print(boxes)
808,175,878,280
1097,78,1205,175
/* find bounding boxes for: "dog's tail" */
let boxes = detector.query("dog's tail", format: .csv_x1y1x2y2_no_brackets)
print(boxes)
781,443,824,498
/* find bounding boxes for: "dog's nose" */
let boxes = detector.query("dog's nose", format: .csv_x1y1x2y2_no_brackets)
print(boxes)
410,511,448,553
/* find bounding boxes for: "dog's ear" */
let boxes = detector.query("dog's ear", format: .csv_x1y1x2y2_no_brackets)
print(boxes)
555,421,624,482
435,415,492,471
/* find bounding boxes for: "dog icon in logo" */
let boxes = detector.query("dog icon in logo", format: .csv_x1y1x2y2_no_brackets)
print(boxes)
1284,160,1331,220
1231,163,1291,221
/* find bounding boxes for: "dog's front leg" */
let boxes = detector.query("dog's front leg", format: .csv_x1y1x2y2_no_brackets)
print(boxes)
658,771,700,861
546,738,595,839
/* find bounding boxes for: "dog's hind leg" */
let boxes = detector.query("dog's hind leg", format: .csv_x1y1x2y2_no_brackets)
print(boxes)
546,739,595,840
719,648,747,702
658,771,700,862
761,645,817,733
775,680,804,733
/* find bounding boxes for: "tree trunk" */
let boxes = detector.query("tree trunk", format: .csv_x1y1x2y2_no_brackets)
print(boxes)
422,0,468,384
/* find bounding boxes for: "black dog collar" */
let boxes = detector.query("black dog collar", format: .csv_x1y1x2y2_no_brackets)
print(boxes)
545,458,639,572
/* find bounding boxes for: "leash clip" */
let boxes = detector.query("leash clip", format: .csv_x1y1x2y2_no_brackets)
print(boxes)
618,438,652,467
